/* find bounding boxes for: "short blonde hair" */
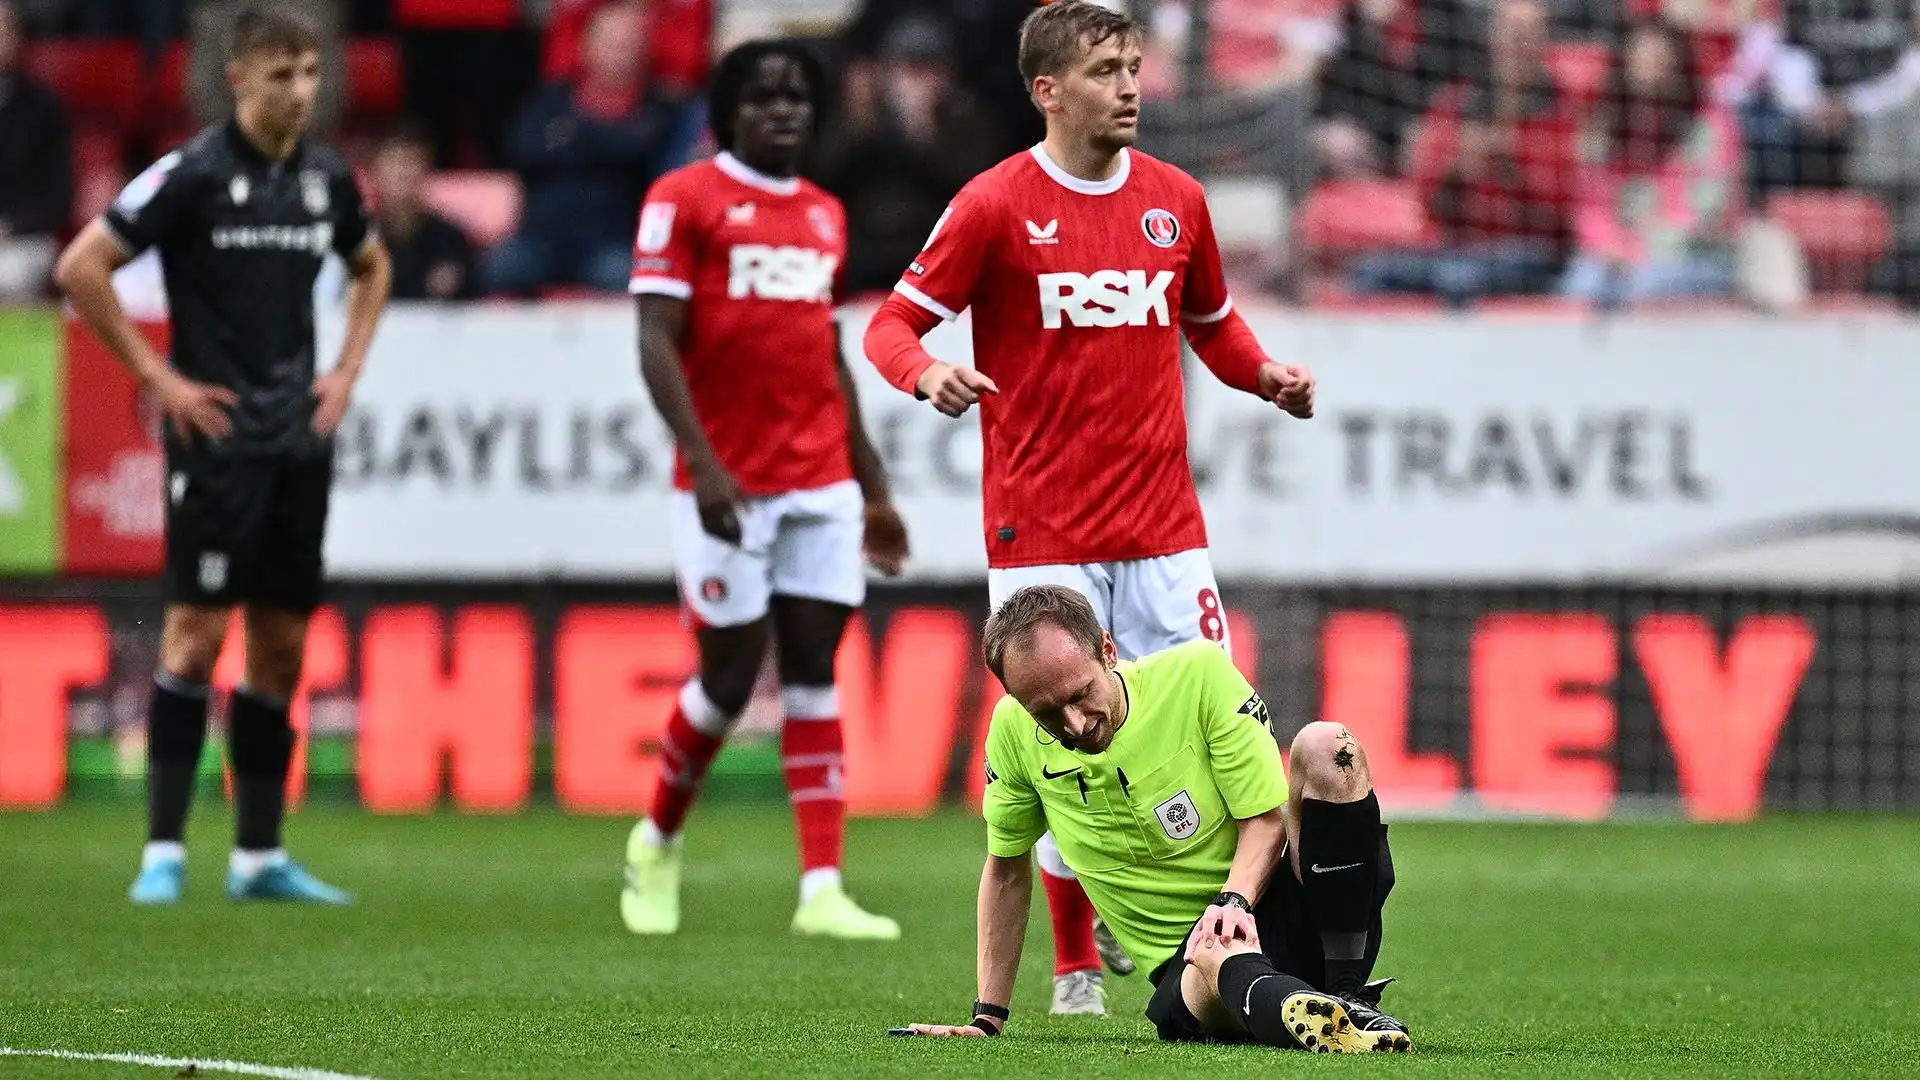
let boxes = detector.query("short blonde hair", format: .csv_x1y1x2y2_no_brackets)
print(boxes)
983,585,1105,682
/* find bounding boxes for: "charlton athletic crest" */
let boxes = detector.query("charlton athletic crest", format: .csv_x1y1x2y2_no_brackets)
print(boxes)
301,170,330,216
1141,207,1180,248
1154,789,1201,840
807,205,838,245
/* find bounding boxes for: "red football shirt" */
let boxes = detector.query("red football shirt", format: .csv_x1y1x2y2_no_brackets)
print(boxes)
892,146,1235,568
630,153,853,495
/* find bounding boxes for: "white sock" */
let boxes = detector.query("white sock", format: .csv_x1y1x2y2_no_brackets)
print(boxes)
229,847,288,879
800,867,842,904
142,841,185,870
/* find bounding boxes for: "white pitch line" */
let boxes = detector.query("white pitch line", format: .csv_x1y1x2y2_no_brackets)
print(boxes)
0,1047,381,1080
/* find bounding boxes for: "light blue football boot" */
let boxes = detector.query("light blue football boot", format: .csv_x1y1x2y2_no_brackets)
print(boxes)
226,858,353,905
129,857,186,905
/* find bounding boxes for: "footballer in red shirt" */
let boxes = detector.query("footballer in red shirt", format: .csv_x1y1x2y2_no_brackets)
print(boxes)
622,41,909,943
863,1,1316,1015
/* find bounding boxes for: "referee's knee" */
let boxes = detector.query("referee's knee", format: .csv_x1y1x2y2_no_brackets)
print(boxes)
1288,721,1372,801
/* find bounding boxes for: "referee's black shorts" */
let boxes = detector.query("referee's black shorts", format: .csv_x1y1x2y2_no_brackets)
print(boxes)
164,445,333,613
1143,825,1394,1044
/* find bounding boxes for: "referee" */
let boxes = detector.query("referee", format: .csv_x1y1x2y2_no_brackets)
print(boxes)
54,4,391,906
895,585,1413,1052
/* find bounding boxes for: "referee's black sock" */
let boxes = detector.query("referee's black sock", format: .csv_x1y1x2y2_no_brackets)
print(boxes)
228,687,296,853
1216,952,1318,1049
1298,791,1382,997
147,672,211,844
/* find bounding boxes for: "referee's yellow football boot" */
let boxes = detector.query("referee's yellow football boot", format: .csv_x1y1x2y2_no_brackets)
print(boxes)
1280,981,1413,1054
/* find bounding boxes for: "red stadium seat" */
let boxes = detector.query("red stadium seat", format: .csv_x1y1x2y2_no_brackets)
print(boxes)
423,171,522,249
346,37,403,118
24,39,145,133
1545,42,1611,111
1295,179,1434,260
1767,191,1894,291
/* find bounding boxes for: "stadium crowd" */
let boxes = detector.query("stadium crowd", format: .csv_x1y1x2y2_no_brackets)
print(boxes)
2,0,1916,310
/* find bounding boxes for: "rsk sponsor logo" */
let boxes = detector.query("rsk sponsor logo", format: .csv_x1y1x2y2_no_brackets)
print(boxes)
727,244,838,303
1037,270,1175,329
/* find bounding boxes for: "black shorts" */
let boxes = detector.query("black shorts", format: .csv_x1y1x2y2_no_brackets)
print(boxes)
164,447,333,613
1144,825,1395,1044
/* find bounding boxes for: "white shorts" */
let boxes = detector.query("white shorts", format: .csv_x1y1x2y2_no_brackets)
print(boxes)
986,549,1231,662
672,479,866,628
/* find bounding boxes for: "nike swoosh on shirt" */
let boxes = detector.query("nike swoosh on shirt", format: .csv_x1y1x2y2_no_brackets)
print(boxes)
1041,766,1082,780
1310,862,1365,874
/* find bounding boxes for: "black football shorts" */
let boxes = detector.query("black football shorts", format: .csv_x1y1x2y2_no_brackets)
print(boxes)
164,446,333,613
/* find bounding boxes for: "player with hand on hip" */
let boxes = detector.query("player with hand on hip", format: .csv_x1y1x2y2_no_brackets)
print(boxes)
56,3,392,907
894,586,1411,1051
862,0,1312,1013
621,40,909,942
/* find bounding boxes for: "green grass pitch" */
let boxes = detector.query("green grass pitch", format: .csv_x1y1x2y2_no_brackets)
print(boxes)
2,806,1916,1079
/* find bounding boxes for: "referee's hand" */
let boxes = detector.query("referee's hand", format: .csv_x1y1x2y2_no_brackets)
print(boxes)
1183,903,1258,963
155,370,239,443
893,1023,991,1038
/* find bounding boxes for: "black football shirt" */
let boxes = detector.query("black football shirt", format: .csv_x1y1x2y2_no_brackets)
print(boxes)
104,120,373,457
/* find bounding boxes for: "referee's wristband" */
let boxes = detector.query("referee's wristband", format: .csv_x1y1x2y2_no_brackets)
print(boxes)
968,1000,1010,1035
1211,891,1252,912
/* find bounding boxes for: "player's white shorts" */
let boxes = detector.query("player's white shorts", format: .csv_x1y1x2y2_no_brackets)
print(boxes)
672,479,866,628
990,549,1231,885
986,549,1232,662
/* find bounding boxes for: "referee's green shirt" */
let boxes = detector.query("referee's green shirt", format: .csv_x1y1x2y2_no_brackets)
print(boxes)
983,640,1289,969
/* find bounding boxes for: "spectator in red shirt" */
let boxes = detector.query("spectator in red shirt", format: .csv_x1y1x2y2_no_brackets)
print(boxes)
1350,0,1580,307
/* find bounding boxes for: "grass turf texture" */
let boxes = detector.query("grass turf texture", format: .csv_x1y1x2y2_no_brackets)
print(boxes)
2,807,1916,1079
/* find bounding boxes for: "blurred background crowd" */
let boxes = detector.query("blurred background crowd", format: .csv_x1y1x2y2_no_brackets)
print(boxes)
1,0,1915,313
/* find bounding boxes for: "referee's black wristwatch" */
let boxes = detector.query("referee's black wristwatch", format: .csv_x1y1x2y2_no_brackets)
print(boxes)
1211,890,1252,912
966,1001,1010,1036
